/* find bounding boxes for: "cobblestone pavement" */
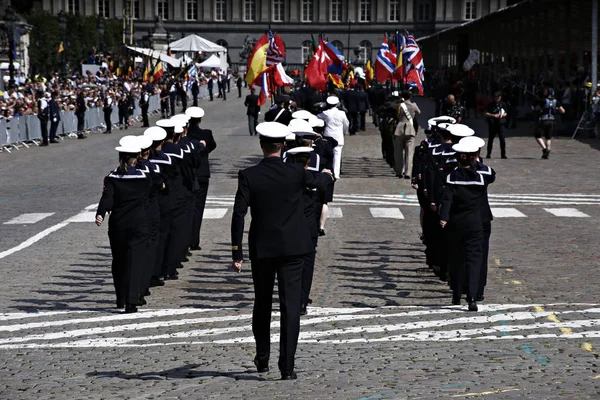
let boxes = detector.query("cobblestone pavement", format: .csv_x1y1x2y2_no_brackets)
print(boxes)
0,94,599,399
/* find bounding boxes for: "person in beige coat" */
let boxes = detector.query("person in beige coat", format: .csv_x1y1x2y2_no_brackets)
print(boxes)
393,90,421,179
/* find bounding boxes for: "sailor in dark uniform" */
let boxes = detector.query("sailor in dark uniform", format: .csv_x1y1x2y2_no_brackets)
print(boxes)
459,136,496,301
95,142,151,313
264,95,293,125
144,127,172,288
439,139,486,312
103,92,114,134
185,107,217,252
230,121,335,380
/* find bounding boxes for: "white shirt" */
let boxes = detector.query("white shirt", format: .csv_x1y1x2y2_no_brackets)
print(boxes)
317,107,349,146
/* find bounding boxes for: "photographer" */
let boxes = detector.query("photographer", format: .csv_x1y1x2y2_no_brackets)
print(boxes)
484,92,508,159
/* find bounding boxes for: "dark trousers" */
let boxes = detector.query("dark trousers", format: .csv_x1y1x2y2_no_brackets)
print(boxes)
169,93,176,116
423,207,447,269
487,125,506,157
161,101,169,118
349,112,359,134
209,89,213,101
251,256,303,374
49,120,59,140
359,111,366,131
141,106,149,127
155,213,172,277
447,229,483,300
108,226,150,306
190,180,209,249
76,113,85,132
162,202,189,276
142,217,160,292
180,95,187,112
104,111,112,132
118,111,128,127
479,221,492,297
192,93,198,106
301,244,317,305
39,118,49,143
381,131,395,167
238,87,242,98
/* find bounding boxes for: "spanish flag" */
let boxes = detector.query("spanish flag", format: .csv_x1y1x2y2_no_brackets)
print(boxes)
365,60,374,83
245,33,269,85
57,42,64,54
329,74,344,89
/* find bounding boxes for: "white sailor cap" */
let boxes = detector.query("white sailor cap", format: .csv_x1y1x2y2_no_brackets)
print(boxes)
452,141,480,154
171,114,190,125
119,135,138,147
326,96,340,106
185,107,205,119
428,116,457,127
256,121,290,142
285,133,297,141
288,118,315,135
156,119,178,128
309,117,325,128
447,124,475,137
144,126,167,141
287,146,314,155
135,135,153,150
174,125,184,134
437,122,452,131
459,136,485,149
115,145,141,153
292,110,314,120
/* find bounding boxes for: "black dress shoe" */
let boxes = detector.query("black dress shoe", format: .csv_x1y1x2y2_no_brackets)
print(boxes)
190,246,202,251
300,304,307,316
452,296,461,306
40,142,49,146
77,133,87,139
318,229,326,237
186,251,192,257
50,139,60,144
403,175,410,179
144,289,151,296
476,294,485,302
149,277,165,287
124,304,138,313
163,273,179,281
281,371,297,380
468,298,478,312
501,155,508,159
138,297,147,306
182,257,189,263
253,359,269,373
116,301,125,309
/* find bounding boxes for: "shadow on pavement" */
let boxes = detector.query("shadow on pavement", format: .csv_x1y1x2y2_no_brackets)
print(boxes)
87,365,265,381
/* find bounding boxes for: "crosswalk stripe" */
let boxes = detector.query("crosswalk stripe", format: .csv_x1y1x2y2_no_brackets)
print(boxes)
491,208,528,218
544,208,591,218
369,207,404,219
203,208,228,219
66,211,97,222
328,207,343,218
3,213,55,225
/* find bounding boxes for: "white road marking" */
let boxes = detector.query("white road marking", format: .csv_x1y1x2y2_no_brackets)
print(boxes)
202,208,228,219
0,310,89,322
66,211,97,222
328,207,343,218
544,208,591,218
491,208,527,218
369,208,405,219
3,213,55,225
85,204,97,210
0,222,69,260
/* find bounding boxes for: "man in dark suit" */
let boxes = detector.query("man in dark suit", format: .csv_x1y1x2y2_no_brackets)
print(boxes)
191,78,200,106
244,88,260,135
230,122,334,380
264,95,292,125
48,91,61,143
185,107,217,251
344,86,360,135
207,76,214,101
236,75,243,98
357,85,370,131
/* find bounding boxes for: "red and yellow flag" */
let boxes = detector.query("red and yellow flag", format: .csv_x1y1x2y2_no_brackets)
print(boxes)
245,33,269,86
57,42,64,54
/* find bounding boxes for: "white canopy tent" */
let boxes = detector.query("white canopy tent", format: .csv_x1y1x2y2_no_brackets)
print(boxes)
197,54,227,69
126,46,182,68
164,34,228,72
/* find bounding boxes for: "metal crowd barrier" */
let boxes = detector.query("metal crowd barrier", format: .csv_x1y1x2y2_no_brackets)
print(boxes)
0,95,161,152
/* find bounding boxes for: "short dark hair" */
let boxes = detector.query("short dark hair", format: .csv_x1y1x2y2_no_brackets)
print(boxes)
494,91,502,98
260,141,283,154
402,90,412,100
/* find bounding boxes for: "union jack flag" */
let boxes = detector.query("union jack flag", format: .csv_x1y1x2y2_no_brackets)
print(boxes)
266,30,285,66
402,32,425,82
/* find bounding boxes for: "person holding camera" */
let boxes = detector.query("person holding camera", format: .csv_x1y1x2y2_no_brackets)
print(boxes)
484,92,508,159
534,88,564,159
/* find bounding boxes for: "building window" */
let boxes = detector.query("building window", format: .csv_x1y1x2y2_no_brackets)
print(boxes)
186,0,198,20
388,0,400,22
97,0,109,17
359,0,371,22
301,40,312,63
215,0,227,21
132,0,140,19
67,0,80,14
332,40,344,55
157,0,169,19
244,0,256,21
272,0,284,22
464,0,477,20
330,0,341,22
416,0,432,21
301,0,313,22
216,39,228,50
357,40,372,65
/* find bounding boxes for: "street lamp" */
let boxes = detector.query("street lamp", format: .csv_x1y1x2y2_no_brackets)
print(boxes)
58,10,67,76
346,20,354,62
4,5,18,89
98,17,105,54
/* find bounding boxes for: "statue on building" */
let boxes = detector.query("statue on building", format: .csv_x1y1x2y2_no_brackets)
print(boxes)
239,35,257,62
154,15,166,34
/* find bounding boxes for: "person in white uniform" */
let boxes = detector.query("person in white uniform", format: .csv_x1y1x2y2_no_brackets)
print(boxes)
317,96,349,180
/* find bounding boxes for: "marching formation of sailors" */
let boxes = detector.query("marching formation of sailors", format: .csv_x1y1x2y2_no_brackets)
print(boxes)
95,106,216,313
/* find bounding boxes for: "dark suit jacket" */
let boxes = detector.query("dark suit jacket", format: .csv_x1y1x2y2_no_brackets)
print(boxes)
344,90,360,113
187,125,217,180
244,94,260,116
48,99,60,121
231,157,333,261
264,106,292,125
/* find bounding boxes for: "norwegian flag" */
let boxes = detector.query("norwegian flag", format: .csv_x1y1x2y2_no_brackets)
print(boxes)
374,36,397,83
402,32,425,82
257,72,270,106
266,29,285,66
